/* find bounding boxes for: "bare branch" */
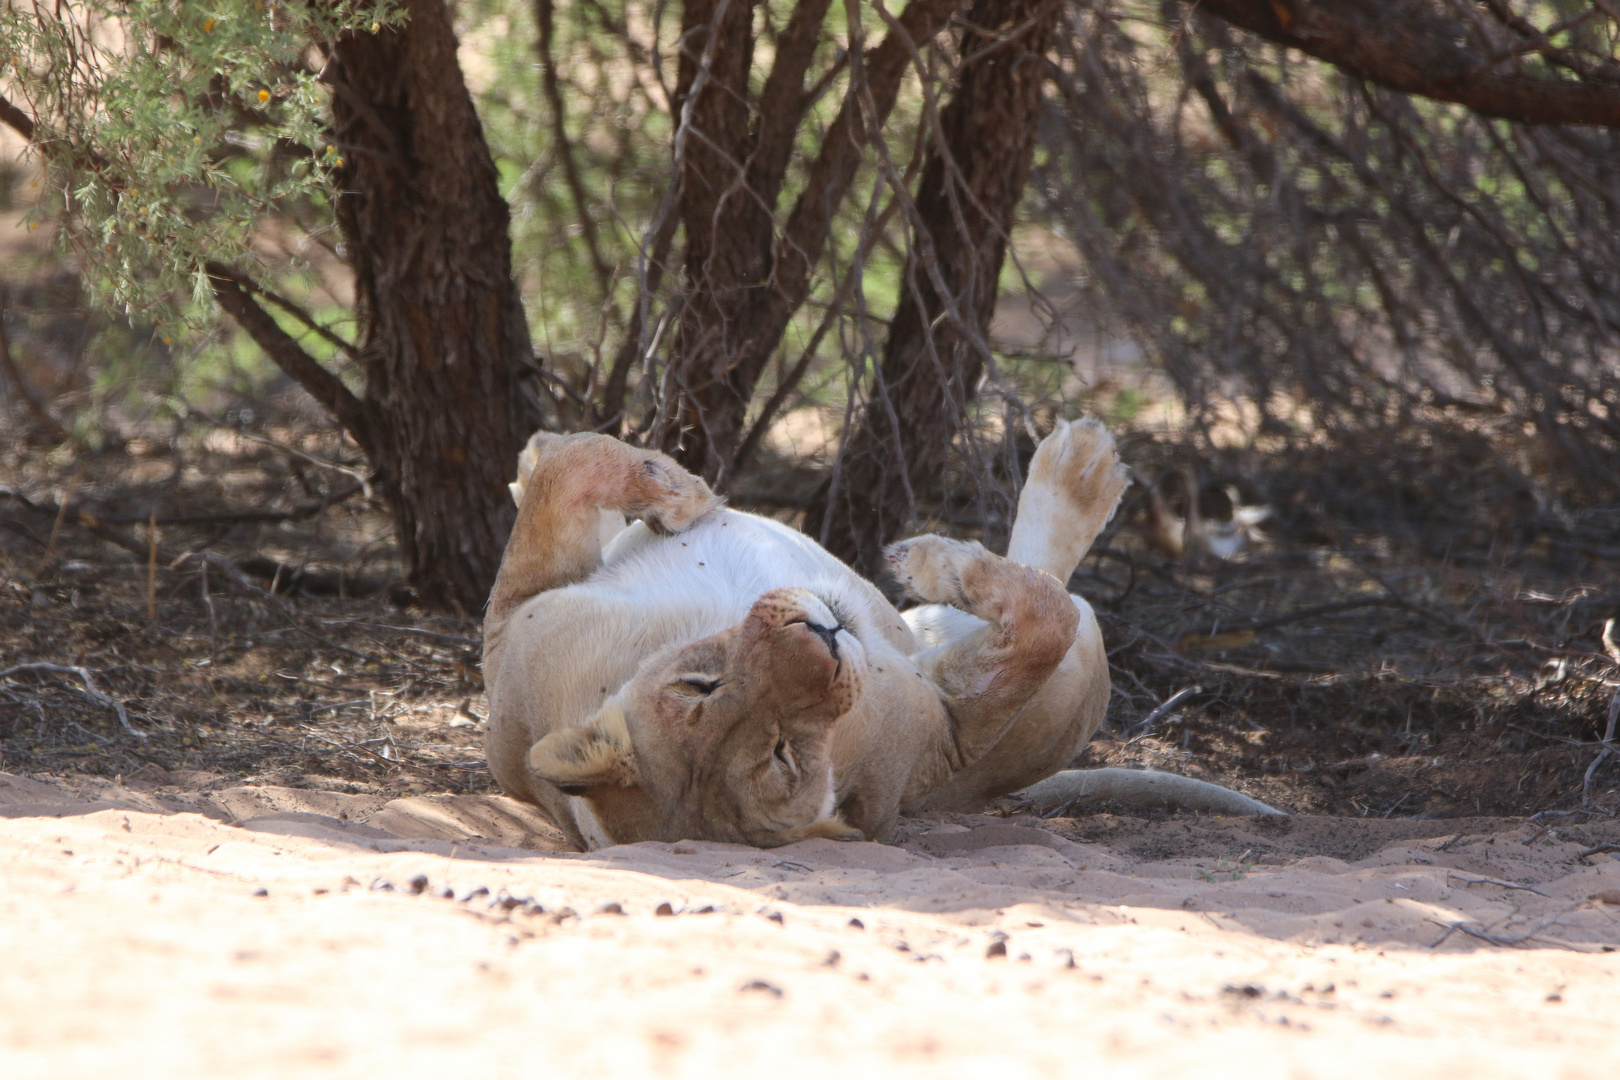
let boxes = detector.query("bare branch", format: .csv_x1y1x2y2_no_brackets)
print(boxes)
204,263,375,458
1192,0,1620,129
535,0,615,296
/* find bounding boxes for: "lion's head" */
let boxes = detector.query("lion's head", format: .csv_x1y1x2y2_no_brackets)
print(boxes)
526,588,866,847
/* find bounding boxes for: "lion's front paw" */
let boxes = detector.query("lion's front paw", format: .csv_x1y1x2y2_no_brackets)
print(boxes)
883,535,986,605
631,455,722,534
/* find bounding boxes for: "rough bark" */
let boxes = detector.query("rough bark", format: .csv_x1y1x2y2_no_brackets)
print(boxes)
321,0,542,612
6,15,539,613
661,0,765,471
804,0,1056,576
658,0,962,483
1191,0,1620,129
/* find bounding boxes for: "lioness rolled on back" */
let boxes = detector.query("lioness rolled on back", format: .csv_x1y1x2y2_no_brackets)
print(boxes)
481,420,1277,852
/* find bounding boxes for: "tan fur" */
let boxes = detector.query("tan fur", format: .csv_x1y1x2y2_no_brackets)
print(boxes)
483,421,1126,849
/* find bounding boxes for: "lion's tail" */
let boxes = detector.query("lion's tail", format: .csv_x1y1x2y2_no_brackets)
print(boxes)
1005,418,1130,584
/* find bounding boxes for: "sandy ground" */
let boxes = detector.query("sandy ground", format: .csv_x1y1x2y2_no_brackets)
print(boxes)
2,772,1618,1077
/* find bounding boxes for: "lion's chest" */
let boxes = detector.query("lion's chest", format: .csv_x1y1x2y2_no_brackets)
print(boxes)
590,511,885,638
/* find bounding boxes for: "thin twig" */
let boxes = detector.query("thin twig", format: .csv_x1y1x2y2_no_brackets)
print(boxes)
0,663,144,739
1445,872,1551,898
33,467,79,576
319,621,480,649
1125,685,1200,742
145,508,158,623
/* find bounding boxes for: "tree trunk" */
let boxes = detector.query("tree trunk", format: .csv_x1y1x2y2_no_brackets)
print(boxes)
804,0,1055,577
323,0,542,612
659,0,766,479
656,0,962,485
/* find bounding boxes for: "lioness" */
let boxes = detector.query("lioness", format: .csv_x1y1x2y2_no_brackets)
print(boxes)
483,420,1275,851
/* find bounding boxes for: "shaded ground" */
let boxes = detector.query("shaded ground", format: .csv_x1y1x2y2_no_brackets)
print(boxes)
3,400,1617,826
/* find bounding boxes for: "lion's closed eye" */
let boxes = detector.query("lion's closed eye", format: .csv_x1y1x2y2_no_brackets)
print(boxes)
772,737,797,778
675,675,723,696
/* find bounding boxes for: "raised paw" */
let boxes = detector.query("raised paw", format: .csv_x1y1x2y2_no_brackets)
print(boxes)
511,431,721,533
629,454,721,534
883,534,987,606
1025,418,1129,520
1006,417,1130,582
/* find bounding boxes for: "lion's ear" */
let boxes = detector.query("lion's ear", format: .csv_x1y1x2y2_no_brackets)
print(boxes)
527,702,638,794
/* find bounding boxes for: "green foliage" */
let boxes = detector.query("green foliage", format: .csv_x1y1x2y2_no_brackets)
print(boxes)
2,0,402,340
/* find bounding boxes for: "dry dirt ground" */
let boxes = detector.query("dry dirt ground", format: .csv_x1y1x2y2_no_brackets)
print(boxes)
3,408,1620,1074
2,773,1618,1077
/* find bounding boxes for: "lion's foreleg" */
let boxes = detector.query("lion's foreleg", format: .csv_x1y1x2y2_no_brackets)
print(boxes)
486,433,719,627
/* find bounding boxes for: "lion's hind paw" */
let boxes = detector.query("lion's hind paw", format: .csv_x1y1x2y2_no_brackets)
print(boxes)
1025,418,1129,520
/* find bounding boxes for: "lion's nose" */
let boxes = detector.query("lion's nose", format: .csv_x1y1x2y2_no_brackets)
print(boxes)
805,621,841,660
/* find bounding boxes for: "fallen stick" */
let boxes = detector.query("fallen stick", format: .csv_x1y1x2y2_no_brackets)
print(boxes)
1124,685,1200,743
0,662,144,739
1576,843,1620,864
1587,619,1620,802
1445,872,1551,898
1016,768,1286,817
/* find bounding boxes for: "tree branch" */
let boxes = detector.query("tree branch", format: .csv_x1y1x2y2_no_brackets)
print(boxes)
774,0,960,303
1191,0,1620,129
747,0,836,211
0,91,37,140
204,263,374,456
535,0,615,297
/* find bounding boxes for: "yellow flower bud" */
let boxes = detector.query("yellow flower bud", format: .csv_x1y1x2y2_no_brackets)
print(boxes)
257,89,270,104
193,136,202,145
334,158,344,167
371,21,380,33
163,336,173,345
204,17,215,32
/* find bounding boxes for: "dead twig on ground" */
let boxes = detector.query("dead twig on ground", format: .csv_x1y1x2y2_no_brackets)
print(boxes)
1125,685,1200,743
294,726,470,785
316,621,480,649
1446,872,1551,898
1425,914,1580,950
1189,598,1408,638
177,551,373,662
1584,619,1620,802
0,662,144,739
1576,843,1620,864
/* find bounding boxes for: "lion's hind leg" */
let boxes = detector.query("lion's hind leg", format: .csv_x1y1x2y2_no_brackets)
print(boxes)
1006,418,1129,583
